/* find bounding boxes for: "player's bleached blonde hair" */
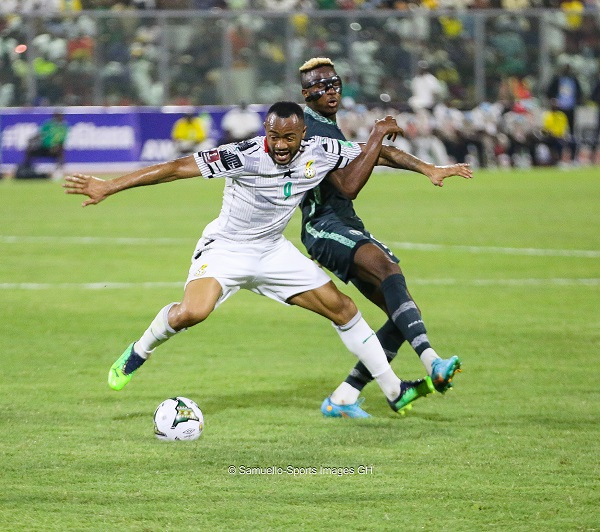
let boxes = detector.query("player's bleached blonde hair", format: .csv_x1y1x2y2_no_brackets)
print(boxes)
299,57,335,73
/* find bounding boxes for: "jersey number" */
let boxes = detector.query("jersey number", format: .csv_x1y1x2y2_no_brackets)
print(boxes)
283,181,292,199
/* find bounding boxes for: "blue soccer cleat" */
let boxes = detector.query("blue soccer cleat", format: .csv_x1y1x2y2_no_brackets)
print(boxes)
321,396,371,418
430,356,462,393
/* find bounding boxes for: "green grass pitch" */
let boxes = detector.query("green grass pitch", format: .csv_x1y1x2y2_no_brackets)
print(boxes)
1,167,598,530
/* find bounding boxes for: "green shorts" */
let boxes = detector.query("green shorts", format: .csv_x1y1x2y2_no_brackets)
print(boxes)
301,217,399,284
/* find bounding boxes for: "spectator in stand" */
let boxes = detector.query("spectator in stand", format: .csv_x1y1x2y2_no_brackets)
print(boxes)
171,112,208,156
408,109,451,166
219,102,263,144
590,74,600,165
500,101,537,167
19,110,69,180
408,61,445,112
540,98,572,166
545,64,583,161
498,75,532,105
432,100,470,164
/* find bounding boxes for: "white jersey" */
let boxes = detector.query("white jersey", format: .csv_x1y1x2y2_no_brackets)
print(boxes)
193,135,362,243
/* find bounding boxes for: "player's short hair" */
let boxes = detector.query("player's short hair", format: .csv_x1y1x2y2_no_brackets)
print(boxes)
299,57,335,74
266,101,304,121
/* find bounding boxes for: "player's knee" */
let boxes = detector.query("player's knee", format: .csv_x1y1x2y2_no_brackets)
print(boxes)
169,302,212,329
334,294,359,325
372,259,401,282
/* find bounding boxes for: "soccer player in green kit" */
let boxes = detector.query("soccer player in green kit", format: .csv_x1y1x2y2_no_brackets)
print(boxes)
299,58,473,418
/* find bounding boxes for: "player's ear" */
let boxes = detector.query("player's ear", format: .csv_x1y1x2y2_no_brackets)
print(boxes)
301,89,309,101
302,125,307,139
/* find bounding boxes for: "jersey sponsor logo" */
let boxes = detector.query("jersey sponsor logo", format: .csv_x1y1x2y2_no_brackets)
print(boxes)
203,149,221,164
304,160,316,179
220,149,243,170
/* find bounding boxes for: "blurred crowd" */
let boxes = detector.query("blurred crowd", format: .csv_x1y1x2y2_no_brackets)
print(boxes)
339,66,600,168
2,7,600,105
1,5,599,167
2,0,600,10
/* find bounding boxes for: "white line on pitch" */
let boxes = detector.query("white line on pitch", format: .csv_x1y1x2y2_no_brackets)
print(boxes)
410,278,600,286
389,242,600,258
0,235,188,245
1,235,598,258
0,279,598,290
0,282,182,290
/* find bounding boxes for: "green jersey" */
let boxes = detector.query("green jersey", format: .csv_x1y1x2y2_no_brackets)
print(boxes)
39,119,68,149
300,107,366,233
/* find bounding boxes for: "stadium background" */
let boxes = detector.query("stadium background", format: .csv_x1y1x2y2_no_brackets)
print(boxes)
1,4,599,530
1,3,599,171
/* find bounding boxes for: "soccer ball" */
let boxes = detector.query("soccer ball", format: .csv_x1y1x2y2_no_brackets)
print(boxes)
153,397,204,441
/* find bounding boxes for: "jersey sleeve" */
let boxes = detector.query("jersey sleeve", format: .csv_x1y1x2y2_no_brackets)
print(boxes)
193,142,250,179
315,135,363,173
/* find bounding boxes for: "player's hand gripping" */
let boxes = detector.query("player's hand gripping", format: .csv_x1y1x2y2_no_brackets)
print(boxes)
426,163,473,187
372,115,404,143
63,173,110,206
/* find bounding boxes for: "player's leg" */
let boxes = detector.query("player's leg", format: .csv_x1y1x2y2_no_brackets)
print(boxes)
288,282,433,414
108,277,222,391
342,306,406,397
349,242,461,392
51,145,66,181
302,223,433,410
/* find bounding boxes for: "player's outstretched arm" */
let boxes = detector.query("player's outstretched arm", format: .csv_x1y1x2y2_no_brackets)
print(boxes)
63,155,201,206
328,116,402,199
378,145,473,187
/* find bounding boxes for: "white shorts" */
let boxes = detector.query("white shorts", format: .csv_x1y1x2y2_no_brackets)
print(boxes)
185,236,331,308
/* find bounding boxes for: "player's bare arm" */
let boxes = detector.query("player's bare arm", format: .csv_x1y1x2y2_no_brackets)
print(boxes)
328,116,402,200
63,155,201,206
378,145,473,187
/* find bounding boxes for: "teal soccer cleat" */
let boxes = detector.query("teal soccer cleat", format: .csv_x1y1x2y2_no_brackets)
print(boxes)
430,356,462,393
321,397,371,418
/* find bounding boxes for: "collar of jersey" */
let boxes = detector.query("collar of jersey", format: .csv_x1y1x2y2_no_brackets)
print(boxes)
305,106,338,126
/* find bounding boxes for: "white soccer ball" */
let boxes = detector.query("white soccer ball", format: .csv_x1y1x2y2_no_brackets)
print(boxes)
153,397,204,441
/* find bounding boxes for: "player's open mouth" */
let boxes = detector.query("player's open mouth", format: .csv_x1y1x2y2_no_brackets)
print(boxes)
274,152,290,163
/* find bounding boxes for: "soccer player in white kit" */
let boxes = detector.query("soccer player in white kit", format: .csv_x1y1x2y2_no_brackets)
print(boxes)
64,101,434,415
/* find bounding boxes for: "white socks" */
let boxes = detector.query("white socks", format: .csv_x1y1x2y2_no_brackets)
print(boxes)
419,347,440,376
334,312,401,402
330,382,360,405
135,303,180,359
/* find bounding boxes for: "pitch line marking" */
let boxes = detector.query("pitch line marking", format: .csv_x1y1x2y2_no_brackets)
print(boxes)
1,279,598,290
389,242,600,259
1,235,598,258
0,235,187,245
